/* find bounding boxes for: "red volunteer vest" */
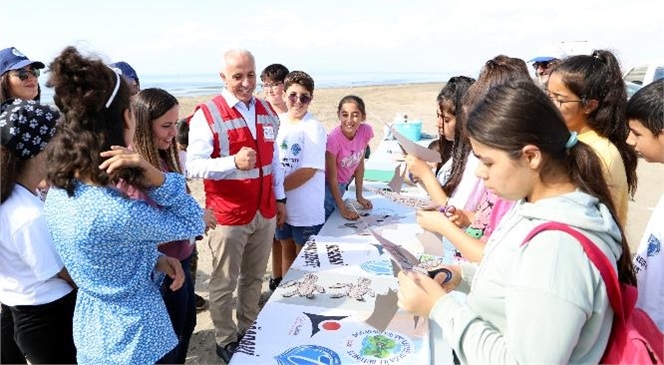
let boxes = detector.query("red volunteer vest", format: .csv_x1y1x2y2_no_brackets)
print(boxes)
195,95,279,225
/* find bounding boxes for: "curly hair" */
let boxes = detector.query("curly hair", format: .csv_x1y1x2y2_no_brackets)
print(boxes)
132,88,181,174
45,46,145,196
550,50,638,197
284,71,315,94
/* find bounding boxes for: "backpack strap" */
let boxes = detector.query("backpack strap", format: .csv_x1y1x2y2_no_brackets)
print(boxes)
521,222,625,321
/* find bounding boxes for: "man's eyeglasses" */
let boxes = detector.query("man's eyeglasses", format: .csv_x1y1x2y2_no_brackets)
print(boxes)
261,82,283,89
532,61,551,70
287,93,312,104
11,68,40,81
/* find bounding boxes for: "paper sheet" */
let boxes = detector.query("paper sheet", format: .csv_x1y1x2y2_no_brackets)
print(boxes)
387,122,442,163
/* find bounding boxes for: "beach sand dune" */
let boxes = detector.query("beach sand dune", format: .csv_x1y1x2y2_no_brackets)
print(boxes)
181,82,662,364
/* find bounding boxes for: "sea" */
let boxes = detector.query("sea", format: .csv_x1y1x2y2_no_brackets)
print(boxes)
38,71,458,105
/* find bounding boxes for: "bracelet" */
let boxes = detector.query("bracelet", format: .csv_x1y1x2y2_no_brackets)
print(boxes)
276,198,287,204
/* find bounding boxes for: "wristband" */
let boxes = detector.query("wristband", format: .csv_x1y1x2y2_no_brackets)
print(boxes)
276,198,287,204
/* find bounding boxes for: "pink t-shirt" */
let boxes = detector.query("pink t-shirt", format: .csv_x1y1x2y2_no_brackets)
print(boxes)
326,123,374,184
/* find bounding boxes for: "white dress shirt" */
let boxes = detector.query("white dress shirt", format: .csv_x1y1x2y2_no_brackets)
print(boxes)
186,88,285,200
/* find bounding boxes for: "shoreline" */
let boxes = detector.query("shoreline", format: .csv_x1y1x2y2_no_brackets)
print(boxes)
176,82,445,153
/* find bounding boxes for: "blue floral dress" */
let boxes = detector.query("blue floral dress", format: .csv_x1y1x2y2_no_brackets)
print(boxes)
44,173,205,364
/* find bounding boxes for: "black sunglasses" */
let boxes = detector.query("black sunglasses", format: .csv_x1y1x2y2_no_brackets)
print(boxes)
11,68,40,81
287,93,312,104
532,61,551,70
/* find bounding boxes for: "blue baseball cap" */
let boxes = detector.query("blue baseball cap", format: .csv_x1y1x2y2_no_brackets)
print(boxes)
0,47,45,76
109,61,139,82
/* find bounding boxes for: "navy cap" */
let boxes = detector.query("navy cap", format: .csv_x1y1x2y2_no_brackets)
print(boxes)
0,47,45,76
109,61,139,82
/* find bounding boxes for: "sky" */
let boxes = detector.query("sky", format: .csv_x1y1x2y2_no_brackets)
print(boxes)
2,0,663,77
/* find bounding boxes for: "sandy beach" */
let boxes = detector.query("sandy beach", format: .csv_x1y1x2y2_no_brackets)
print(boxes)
180,82,663,364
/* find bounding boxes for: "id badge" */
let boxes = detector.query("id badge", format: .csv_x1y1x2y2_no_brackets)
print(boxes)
263,125,275,141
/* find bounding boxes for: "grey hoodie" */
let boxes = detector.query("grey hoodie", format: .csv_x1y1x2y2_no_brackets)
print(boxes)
431,191,621,364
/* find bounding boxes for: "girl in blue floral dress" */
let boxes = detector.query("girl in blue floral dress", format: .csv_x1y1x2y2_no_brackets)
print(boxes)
42,46,205,364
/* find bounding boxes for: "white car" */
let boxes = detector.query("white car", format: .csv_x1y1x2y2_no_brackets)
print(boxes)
626,82,643,100
623,63,664,86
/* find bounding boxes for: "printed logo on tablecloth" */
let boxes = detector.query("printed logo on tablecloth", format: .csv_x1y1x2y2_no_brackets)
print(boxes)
235,321,260,357
344,330,414,363
302,237,321,268
275,345,342,365
288,313,348,337
360,260,393,276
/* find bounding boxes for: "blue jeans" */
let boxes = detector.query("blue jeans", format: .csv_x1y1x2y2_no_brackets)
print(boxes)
159,254,196,364
275,223,323,246
324,182,349,221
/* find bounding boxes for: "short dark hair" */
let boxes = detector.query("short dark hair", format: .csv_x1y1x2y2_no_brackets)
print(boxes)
626,79,663,136
176,116,190,148
260,64,289,83
284,71,314,94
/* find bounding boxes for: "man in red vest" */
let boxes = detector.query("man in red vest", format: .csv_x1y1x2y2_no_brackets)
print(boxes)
186,49,286,363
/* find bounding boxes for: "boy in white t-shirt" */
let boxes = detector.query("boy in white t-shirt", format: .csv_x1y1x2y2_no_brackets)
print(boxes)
626,80,664,331
275,71,327,275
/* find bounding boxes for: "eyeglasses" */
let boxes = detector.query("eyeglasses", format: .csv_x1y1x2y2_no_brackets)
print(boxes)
261,81,283,89
287,93,312,104
546,91,584,108
11,68,40,81
532,61,551,70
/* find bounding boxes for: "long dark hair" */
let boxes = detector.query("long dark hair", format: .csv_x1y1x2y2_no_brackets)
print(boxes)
550,50,638,197
466,80,636,286
133,88,181,173
443,55,531,197
45,46,144,196
0,146,28,203
0,73,41,103
435,76,475,174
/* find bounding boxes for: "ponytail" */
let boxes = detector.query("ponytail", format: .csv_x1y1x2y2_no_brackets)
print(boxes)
466,80,636,285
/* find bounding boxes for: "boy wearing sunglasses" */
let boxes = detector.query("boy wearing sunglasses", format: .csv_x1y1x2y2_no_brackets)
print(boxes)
275,70,327,275
0,47,45,102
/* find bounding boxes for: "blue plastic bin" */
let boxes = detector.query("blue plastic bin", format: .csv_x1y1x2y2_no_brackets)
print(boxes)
393,120,422,141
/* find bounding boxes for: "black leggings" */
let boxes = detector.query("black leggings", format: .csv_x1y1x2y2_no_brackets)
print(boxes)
1,290,77,364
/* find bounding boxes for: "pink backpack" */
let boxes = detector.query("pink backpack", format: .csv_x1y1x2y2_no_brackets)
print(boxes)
522,222,663,364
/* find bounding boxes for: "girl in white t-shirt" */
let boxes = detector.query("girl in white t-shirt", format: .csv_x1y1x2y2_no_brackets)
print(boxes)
0,99,76,364
324,95,374,221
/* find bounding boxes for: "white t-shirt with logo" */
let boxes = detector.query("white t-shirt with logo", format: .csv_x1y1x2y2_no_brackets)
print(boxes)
634,194,664,331
0,185,72,306
277,112,327,226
